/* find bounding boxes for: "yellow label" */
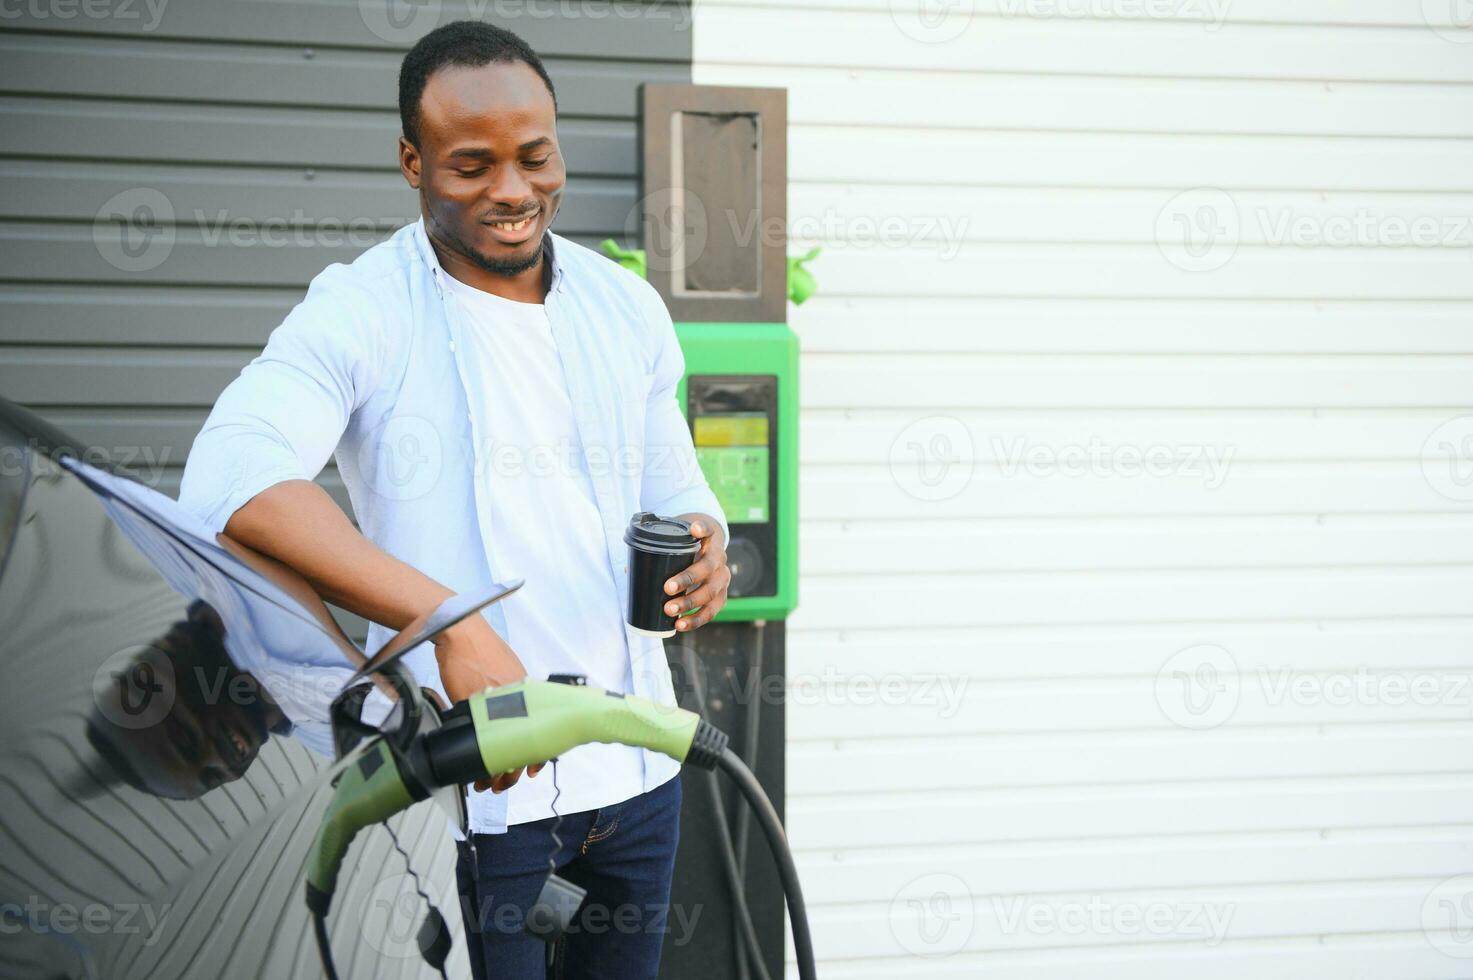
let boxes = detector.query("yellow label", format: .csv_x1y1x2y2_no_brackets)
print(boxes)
694,414,769,447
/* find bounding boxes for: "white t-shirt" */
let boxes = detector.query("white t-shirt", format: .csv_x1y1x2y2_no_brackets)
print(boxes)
445,273,646,825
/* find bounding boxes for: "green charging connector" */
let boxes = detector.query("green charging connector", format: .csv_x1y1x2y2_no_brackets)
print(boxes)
424,679,726,787
306,679,725,918
305,738,423,915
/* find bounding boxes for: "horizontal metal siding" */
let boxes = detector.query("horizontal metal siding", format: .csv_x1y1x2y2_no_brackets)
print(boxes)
693,1,1473,977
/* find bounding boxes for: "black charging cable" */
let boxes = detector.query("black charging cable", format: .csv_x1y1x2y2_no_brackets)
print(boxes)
731,620,766,980
716,746,816,980
677,645,776,980
677,643,817,980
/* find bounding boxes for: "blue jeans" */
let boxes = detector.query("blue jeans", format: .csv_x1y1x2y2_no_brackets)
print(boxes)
456,776,683,980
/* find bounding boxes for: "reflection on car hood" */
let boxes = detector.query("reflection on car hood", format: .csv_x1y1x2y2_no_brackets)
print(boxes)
0,418,459,979
61,458,389,755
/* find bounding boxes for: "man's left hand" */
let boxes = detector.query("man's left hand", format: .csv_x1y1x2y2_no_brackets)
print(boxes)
664,514,729,632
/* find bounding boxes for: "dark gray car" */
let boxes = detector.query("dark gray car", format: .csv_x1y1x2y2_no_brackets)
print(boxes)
0,397,469,980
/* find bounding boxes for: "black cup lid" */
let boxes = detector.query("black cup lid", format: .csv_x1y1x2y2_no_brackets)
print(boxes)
624,511,699,553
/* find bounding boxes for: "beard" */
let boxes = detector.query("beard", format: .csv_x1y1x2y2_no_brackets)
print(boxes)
453,225,548,278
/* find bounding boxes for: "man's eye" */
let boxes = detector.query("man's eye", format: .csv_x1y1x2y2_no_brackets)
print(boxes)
456,168,488,178
524,157,550,169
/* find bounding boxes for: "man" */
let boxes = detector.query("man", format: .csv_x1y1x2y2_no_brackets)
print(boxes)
178,20,729,979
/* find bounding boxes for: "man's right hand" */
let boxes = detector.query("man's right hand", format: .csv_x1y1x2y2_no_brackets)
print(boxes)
433,614,542,793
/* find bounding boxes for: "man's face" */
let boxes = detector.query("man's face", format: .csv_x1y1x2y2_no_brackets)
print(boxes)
401,60,565,277
92,607,279,800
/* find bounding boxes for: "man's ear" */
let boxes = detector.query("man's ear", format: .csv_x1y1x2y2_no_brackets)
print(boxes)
399,136,422,190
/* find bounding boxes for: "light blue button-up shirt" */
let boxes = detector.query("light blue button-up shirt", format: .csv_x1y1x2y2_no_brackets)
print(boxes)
179,219,726,832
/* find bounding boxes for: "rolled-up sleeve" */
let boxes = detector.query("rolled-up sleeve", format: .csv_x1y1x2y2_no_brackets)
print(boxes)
637,292,729,544
179,267,383,533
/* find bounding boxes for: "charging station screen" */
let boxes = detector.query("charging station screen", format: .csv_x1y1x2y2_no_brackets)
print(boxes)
693,414,770,524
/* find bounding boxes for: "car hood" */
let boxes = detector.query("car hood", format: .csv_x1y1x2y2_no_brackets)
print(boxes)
0,399,458,979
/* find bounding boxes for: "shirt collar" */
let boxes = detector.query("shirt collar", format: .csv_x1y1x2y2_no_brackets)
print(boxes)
410,217,566,298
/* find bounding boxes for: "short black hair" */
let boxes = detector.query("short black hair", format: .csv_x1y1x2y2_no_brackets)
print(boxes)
399,20,558,147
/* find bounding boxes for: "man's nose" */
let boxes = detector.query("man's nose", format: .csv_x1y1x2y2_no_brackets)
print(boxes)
486,163,534,207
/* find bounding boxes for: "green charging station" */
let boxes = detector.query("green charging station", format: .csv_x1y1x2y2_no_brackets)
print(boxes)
626,83,802,980
675,321,798,621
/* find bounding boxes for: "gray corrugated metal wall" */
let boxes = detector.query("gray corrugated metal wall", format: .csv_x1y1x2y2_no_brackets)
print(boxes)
0,1,692,513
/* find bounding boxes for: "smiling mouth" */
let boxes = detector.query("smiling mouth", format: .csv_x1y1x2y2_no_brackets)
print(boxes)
489,215,535,233
483,203,543,235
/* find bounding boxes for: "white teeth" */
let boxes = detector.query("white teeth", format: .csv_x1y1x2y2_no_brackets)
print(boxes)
494,217,532,232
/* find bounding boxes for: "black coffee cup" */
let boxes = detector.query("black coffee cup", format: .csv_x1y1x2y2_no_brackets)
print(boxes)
624,512,702,637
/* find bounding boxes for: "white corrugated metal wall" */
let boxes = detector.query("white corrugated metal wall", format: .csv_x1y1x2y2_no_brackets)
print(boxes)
694,2,1473,976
